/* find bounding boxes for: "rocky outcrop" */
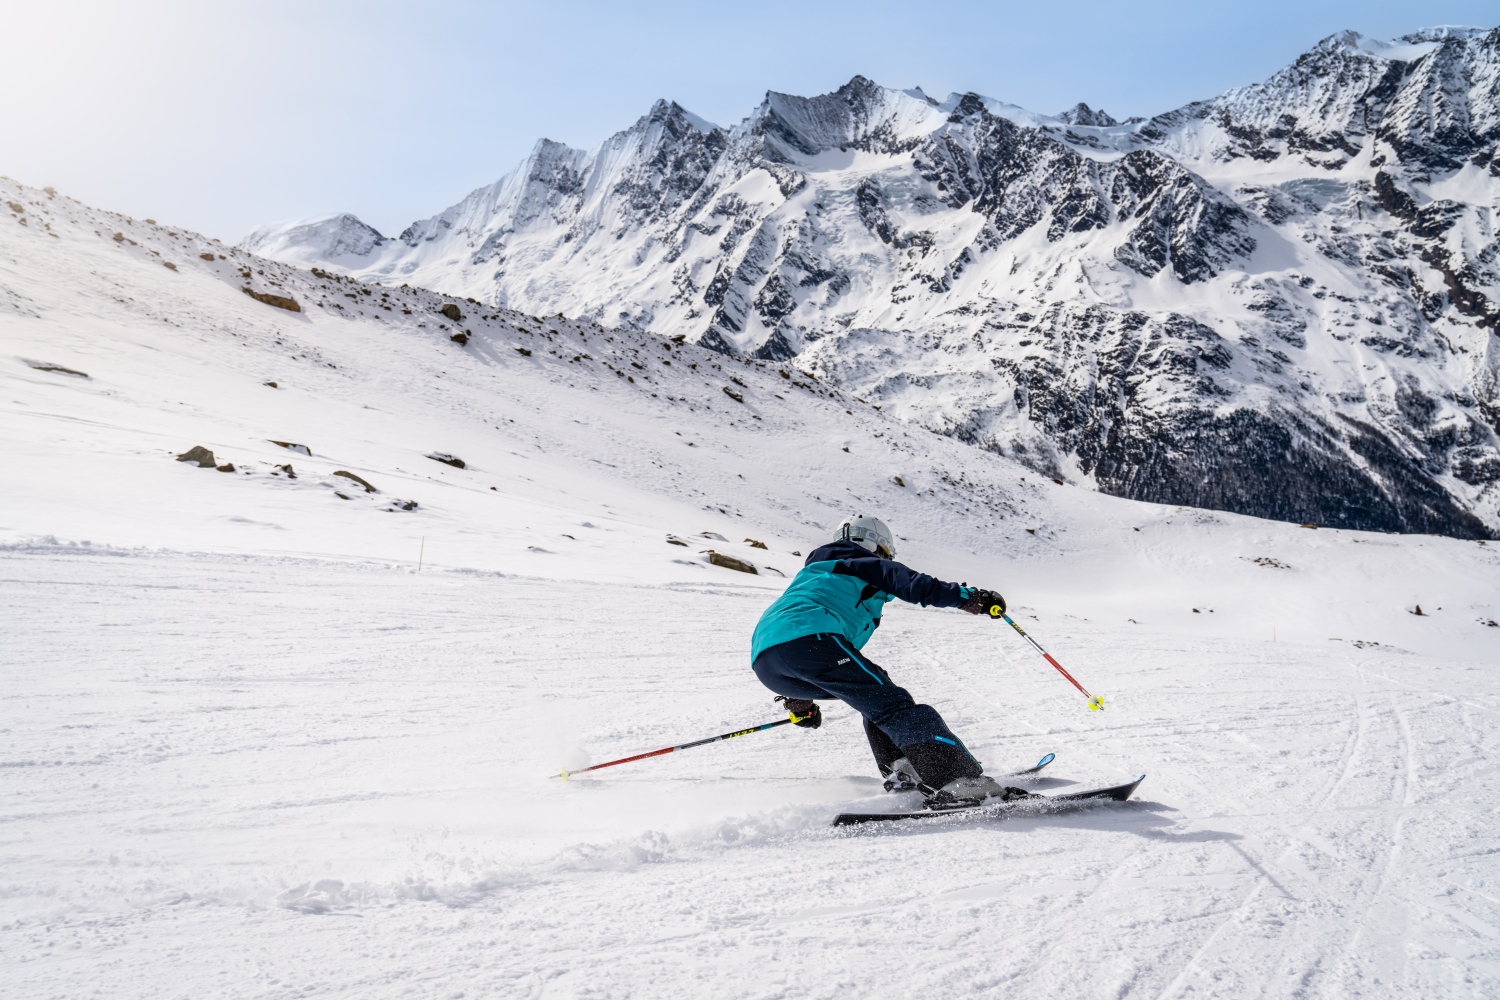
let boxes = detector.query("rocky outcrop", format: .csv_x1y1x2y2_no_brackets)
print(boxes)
176,445,216,467
27,361,88,377
333,470,377,493
242,287,301,312
707,551,757,574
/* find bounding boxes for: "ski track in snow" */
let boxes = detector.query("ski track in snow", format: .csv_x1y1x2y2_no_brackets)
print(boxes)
1,179,1498,998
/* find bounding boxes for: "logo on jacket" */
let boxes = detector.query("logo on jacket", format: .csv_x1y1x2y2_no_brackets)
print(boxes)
837,657,851,665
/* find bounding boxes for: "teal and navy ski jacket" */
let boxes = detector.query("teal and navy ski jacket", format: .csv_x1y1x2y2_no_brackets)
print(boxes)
750,540,968,661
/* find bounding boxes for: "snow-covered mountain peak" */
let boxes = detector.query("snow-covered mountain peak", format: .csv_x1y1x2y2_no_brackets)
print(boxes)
241,212,389,267
635,99,725,142
748,76,949,161
246,25,1500,540
1402,25,1490,45
1195,25,1500,173
1318,28,1441,62
637,99,721,136
1056,102,1119,127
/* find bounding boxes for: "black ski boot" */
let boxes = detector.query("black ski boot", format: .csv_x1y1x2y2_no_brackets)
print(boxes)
878,757,922,793
865,718,924,792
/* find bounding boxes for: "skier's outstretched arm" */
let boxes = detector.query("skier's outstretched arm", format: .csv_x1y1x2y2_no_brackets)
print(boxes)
832,556,1002,613
832,555,957,606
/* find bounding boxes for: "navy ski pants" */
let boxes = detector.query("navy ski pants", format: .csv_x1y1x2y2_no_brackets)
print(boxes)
752,633,978,770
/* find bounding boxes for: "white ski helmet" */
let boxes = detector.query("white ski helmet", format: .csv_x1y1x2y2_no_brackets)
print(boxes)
837,514,896,558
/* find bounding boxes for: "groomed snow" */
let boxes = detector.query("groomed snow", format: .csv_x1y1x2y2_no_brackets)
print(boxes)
4,179,1499,997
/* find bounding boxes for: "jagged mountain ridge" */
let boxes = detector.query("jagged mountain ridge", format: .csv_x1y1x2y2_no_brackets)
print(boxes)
244,26,1500,539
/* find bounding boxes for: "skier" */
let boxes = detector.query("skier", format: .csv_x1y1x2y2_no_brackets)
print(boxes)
751,514,1010,804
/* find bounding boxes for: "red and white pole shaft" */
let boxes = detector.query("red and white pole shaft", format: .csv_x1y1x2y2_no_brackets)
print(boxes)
555,713,805,779
994,608,1105,711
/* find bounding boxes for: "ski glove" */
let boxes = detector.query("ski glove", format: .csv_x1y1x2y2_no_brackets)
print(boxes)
960,588,1006,618
775,696,822,728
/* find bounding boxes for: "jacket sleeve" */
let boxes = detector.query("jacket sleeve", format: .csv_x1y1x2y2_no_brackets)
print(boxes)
832,557,965,608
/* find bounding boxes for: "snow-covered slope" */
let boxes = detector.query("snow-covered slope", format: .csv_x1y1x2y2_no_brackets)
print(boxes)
5,179,1500,999
6,175,1494,652
245,27,1500,540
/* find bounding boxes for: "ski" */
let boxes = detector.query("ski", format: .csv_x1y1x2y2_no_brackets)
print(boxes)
1005,752,1055,776
833,774,1145,827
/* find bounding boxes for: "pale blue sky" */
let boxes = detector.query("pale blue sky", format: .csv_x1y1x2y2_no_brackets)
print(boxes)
3,1,1495,240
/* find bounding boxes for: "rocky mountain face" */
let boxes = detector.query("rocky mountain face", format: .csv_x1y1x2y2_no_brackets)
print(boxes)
244,26,1500,538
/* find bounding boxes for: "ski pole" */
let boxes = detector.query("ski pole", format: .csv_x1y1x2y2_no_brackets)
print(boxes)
554,711,808,779
989,607,1105,711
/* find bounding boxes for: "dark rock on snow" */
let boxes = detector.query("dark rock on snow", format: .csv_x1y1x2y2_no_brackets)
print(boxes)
176,445,216,468
333,470,377,492
27,361,89,377
242,287,301,312
707,551,758,574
